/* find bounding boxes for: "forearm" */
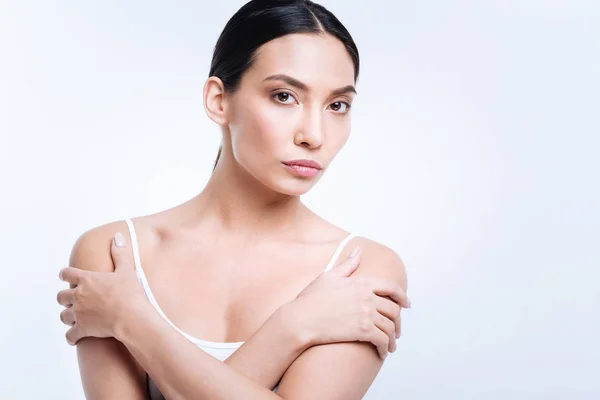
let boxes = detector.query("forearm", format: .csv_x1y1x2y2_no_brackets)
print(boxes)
116,302,297,400
225,302,313,389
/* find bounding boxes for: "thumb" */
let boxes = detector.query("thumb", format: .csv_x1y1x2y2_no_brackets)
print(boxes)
331,247,361,277
111,232,130,272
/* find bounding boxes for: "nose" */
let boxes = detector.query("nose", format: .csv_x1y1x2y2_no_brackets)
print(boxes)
294,107,324,149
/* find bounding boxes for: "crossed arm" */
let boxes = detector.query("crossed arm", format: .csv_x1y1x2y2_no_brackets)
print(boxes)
70,225,407,399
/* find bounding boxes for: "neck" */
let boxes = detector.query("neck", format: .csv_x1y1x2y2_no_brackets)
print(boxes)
178,152,307,238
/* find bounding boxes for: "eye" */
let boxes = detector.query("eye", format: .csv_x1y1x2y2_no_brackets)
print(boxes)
329,101,352,114
272,91,297,105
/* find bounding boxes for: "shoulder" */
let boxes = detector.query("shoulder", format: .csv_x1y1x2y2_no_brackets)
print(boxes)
306,209,406,285
275,235,408,398
347,236,408,291
68,220,132,273
68,219,150,396
310,210,407,289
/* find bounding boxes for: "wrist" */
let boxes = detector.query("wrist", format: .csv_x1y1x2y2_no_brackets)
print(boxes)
113,296,154,343
277,300,318,349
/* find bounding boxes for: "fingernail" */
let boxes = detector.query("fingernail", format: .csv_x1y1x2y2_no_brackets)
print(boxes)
407,298,412,308
58,269,63,280
349,247,360,258
114,232,126,248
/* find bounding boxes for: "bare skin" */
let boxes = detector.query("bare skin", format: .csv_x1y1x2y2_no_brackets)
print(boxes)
60,32,409,399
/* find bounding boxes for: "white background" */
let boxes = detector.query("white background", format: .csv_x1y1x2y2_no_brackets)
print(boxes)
1,0,599,398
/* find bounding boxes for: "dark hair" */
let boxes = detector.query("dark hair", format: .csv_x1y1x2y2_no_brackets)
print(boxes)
210,0,360,171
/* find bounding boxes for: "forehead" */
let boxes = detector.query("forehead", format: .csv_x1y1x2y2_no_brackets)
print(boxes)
245,33,355,90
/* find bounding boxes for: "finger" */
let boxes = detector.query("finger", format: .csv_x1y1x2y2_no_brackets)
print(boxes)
369,324,391,359
65,325,83,346
56,288,75,307
331,247,361,277
363,276,410,309
60,307,76,326
374,312,396,353
374,296,401,338
111,232,131,272
59,267,83,286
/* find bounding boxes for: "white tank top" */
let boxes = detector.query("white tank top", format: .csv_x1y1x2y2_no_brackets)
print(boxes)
124,218,356,397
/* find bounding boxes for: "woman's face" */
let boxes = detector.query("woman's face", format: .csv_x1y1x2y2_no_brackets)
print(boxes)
225,33,356,196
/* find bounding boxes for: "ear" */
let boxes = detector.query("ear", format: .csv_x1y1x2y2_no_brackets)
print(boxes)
203,76,229,126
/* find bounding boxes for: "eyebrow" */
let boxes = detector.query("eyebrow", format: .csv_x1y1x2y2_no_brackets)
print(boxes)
263,74,357,96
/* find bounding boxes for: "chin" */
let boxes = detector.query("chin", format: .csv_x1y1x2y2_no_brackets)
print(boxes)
240,161,323,197
267,175,321,197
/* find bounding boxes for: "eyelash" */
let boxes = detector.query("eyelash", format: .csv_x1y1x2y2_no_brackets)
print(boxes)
272,91,352,114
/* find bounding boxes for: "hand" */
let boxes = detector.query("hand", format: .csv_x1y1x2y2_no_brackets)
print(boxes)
56,232,147,345
290,248,410,359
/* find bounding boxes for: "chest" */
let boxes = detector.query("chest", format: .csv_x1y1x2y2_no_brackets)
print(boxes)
137,239,335,343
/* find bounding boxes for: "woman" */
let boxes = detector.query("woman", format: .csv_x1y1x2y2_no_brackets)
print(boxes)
56,0,410,398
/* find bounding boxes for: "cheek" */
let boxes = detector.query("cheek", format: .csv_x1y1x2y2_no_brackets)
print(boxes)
231,100,289,166
325,117,352,155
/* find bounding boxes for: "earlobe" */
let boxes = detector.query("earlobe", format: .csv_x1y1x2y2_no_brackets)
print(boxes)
203,76,229,125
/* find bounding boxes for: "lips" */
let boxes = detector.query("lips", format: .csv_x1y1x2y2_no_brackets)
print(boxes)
281,159,323,178
282,159,323,169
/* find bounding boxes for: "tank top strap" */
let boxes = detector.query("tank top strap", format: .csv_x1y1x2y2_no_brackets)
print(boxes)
123,218,196,342
124,219,143,275
124,219,158,304
323,233,357,273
